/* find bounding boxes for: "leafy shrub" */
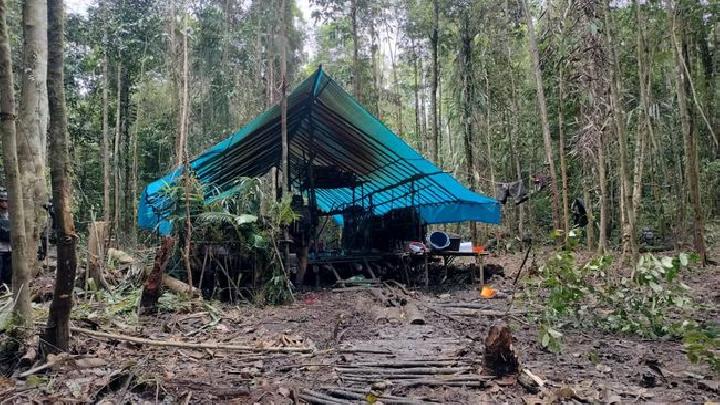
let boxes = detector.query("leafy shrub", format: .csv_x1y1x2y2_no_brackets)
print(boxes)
684,324,720,372
524,231,697,354
597,253,693,337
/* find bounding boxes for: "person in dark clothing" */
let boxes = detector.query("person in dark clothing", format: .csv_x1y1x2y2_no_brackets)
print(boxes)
0,190,12,287
571,198,589,228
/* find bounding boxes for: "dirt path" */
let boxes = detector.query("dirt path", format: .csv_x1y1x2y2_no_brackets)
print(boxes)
2,251,719,403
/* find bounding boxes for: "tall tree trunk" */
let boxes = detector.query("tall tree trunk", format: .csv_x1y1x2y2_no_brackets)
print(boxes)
582,161,595,249
369,15,380,118
484,70,495,190
168,1,182,164
45,0,78,352
113,60,122,245
0,0,31,328
180,13,193,292
558,64,570,235
520,0,561,230
102,52,110,224
604,1,637,259
419,56,427,154
389,35,403,138
505,0,524,238
430,0,439,164
412,38,421,152
669,1,706,263
632,0,649,243
350,0,360,100
460,13,477,241
598,129,608,254
121,67,130,240
129,44,148,248
438,68,444,168
17,0,49,278
460,14,474,192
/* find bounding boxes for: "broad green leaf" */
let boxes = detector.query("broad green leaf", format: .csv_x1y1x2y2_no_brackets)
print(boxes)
236,214,258,224
541,333,550,347
548,327,563,339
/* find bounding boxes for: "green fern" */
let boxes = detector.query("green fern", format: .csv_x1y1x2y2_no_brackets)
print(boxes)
195,211,258,226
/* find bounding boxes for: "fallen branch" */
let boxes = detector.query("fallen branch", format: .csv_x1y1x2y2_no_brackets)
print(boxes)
162,274,200,297
398,378,489,388
70,326,313,353
336,366,471,375
350,360,462,368
18,354,72,378
298,389,345,404
337,347,394,355
320,387,430,405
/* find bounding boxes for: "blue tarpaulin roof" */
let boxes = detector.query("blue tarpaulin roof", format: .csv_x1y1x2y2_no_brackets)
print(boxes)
138,67,500,234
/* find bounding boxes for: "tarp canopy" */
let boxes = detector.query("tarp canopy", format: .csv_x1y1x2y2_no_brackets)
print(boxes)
138,67,500,235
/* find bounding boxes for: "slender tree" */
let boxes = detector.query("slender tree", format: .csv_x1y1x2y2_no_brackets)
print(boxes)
45,0,78,352
350,0,360,100
17,0,49,276
668,0,706,263
519,0,561,230
102,51,110,224
113,60,122,243
604,0,637,259
179,10,193,292
0,0,31,327
632,0,649,253
429,0,439,163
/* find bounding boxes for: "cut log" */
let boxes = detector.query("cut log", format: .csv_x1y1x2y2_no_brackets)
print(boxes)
518,368,545,394
484,322,519,376
162,273,200,297
139,237,175,314
108,247,134,264
86,221,111,290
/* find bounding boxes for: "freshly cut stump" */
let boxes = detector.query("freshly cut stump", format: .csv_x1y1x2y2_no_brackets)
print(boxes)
484,322,519,376
139,237,175,314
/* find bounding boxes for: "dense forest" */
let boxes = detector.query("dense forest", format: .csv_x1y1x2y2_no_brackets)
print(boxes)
27,1,720,252
4,0,719,253
0,0,719,401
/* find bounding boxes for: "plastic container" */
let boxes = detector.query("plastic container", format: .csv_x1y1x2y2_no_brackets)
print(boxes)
446,232,461,251
426,231,450,250
459,242,472,252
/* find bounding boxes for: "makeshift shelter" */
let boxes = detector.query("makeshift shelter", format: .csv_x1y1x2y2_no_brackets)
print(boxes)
138,67,500,236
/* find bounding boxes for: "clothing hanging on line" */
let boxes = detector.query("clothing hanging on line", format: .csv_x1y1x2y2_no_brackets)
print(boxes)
495,181,529,205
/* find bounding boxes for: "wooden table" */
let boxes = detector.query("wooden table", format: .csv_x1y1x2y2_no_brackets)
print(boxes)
422,251,489,286
308,254,384,287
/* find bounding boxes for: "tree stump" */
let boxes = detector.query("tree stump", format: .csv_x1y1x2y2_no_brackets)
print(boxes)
138,237,175,314
484,322,519,376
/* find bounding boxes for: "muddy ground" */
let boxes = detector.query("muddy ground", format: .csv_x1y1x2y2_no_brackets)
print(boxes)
1,248,719,404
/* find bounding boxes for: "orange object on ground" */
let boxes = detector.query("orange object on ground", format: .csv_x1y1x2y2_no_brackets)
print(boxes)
480,285,497,298
473,245,485,253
